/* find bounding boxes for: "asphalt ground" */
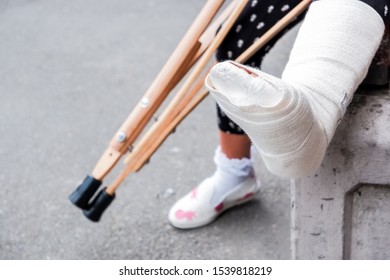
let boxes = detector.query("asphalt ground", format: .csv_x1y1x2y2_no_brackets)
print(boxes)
0,0,299,259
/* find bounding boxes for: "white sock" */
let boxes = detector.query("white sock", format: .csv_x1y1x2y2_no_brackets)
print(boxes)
209,146,253,206
206,0,385,178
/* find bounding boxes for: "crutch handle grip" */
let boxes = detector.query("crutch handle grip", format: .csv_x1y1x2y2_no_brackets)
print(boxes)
69,175,102,210
83,188,115,222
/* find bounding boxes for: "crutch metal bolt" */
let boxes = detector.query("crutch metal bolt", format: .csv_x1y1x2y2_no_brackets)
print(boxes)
116,132,127,143
140,97,151,108
69,0,312,222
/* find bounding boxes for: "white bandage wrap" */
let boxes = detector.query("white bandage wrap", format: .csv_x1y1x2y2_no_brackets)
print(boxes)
206,0,385,178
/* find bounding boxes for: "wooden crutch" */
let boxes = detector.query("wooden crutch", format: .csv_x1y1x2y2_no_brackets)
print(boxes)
69,0,247,220
70,0,312,222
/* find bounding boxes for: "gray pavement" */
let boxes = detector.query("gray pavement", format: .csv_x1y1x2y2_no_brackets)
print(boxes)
0,0,299,259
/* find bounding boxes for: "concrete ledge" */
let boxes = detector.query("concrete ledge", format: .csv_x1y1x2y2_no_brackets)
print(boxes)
345,184,390,259
291,88,390,259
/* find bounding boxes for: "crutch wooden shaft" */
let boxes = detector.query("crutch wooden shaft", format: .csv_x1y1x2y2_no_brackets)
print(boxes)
122,63,210,172
90,0,225,180
132,78,208,172
106,88,207,195
107,78,207,194
106,0,250,194
123,69,208,168
136,0,247,143
91,43,199,180
123,46,199,145
190,0,238,66
110,0,224,152
146,0,237,92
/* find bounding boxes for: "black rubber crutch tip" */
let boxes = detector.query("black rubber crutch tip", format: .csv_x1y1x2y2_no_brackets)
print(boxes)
69,175,102,210
83,188,115,222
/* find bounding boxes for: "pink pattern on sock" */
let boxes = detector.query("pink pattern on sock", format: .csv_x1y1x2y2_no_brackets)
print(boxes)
175,210,196,221
214,203,224,213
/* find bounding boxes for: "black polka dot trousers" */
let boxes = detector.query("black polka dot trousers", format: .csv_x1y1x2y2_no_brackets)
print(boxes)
215,0,389,135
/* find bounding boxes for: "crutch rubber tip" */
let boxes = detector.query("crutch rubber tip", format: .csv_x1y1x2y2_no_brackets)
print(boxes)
82,188,115,222
69,175,102,210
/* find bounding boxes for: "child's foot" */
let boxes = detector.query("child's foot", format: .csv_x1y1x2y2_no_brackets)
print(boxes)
168,147,260,229
168,173,259,229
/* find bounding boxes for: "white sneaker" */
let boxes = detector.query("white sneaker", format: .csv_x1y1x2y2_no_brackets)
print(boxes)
168,173,260,229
